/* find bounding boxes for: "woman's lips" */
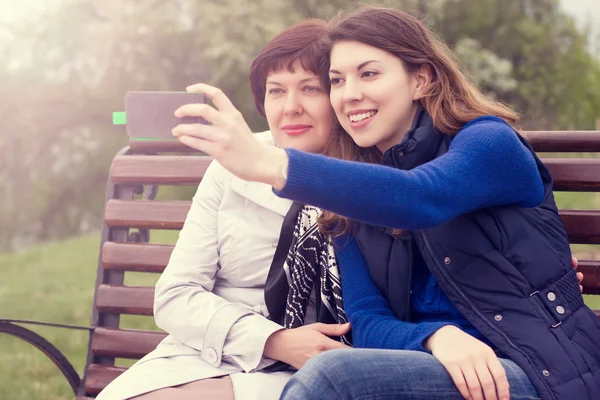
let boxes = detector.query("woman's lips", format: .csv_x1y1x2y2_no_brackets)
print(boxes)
282,125,311,136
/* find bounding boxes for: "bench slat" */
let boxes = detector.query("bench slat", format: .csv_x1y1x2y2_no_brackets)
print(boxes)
96,284,155,316
108,156,600,191
544,159,600,191
105,200,600,244
102,242,173,273
104,200,189,230
111,155,212,185
580,260,600,295
526,131,600,152
84,364,126,395
126,131,600,154
95,263,599,319
560,210,600,244
92,327,166,359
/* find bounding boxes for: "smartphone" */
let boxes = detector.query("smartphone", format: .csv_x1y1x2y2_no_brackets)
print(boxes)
124,91,207,140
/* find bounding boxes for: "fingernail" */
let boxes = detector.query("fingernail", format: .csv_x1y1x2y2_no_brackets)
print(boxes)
174,108,182,117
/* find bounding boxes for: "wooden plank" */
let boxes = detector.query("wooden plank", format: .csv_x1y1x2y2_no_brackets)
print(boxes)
560,210,600,245
104,201,600,244
579,260,600,295
104,200,190,230
127,132,600,153
84,364,126,395
96,284,154,316
110,155,212,185
92,327,166,359
102,242,174,273
544,159,600,192
109,155,600,190
526,131,600,152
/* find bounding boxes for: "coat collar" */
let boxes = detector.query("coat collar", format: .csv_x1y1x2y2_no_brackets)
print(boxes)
229,176,292,216
228,130,292,216
382,107,448,171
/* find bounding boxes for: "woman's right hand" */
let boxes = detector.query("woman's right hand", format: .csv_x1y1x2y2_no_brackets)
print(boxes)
172,83,289,188
263,323,351,370
425,325,509,400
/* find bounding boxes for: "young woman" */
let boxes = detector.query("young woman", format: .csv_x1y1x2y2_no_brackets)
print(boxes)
171,6,600,400
95,19,350,400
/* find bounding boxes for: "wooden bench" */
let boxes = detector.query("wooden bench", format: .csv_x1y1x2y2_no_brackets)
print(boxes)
1,131,600,399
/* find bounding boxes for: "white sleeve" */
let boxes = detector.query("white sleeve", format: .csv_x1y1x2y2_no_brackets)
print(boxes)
153,160,283,372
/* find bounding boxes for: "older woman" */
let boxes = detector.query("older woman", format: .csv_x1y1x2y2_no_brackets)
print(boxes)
96,19,347,400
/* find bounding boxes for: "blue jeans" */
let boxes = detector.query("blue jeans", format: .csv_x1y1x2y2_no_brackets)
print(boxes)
281,349,540,400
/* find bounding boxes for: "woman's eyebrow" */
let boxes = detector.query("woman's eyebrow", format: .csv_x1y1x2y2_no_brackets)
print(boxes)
330,60,380,74
266,77,319,85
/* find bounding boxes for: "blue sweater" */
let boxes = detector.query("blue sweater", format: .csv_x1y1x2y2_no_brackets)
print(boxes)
276,117,544,351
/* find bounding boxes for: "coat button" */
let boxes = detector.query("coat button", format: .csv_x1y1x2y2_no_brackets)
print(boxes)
556,306,565,315
444,257,451,265
547,292,556,302
494,314,503,321
543,370,550,377
204,348,218,363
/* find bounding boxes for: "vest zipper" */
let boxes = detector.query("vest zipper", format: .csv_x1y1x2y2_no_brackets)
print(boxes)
419,230,556,400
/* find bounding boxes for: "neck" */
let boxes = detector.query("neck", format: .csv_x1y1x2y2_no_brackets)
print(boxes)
376,103,420,152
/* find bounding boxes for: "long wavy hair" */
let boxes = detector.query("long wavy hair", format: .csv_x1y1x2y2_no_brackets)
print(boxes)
318,5,520,236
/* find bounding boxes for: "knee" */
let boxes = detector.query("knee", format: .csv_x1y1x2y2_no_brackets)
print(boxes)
281,349,355,400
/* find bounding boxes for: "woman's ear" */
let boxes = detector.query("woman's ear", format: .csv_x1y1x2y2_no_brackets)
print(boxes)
412,64,433,100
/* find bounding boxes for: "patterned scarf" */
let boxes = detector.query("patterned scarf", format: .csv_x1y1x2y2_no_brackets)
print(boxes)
265,204,351,345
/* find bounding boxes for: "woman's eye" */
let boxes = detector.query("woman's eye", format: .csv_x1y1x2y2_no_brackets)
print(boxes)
362,71,378,78
303,86,321,93
330,77,342,85
268,88,283,95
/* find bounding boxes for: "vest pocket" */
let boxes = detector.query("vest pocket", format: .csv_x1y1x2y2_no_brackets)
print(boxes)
571,329,600,370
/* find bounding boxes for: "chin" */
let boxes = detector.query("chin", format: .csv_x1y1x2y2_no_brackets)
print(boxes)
350,136,378,149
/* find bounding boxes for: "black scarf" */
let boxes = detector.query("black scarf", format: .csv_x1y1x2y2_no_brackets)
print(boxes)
265,203,350,345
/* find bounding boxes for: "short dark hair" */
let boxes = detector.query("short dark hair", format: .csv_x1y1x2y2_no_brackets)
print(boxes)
249,19,329,117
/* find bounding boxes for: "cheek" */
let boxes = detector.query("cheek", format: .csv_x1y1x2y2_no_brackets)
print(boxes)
329,89,344,113
264,97,283,122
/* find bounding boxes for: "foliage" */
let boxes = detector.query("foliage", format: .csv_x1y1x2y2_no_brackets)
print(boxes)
1,0,599,250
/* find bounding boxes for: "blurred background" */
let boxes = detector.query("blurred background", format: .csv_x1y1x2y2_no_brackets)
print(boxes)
0,0,599,398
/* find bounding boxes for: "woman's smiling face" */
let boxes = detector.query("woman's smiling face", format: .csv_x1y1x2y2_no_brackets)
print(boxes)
328,40,422,152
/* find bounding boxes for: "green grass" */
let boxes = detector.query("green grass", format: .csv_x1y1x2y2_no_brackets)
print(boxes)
0,230,599,399
0,230,178,400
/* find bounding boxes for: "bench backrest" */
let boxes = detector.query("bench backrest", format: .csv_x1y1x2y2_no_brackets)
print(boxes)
79,132,600,397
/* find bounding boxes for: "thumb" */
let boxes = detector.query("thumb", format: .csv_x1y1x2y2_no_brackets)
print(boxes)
314,322,351,336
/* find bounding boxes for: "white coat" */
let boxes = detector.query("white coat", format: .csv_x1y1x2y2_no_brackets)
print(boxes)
97,131,315,400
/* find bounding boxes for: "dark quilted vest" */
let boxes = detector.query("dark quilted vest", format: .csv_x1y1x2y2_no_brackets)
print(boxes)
355,109,600,400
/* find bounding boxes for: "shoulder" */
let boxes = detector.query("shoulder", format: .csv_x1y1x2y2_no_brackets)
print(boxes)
452,116,525,153
202,129,273,187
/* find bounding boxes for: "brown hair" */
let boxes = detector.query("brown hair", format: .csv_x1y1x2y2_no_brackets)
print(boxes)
319,5,520,236
249,19,330,117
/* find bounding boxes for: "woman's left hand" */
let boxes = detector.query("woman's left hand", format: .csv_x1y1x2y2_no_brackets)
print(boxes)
426,325,509,400
172,83,288,187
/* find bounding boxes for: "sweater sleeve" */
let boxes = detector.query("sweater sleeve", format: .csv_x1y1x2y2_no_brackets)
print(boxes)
275,119,544,229
337,234,457,352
